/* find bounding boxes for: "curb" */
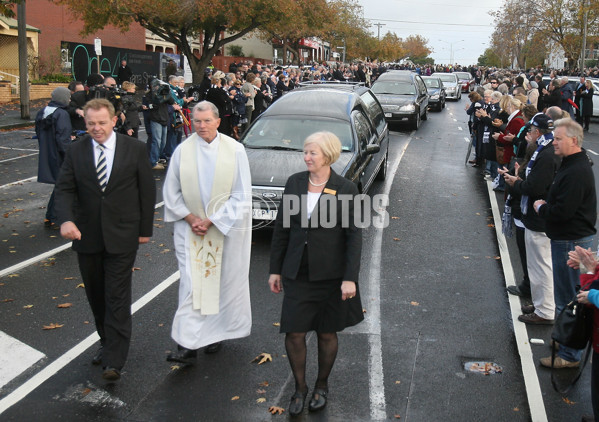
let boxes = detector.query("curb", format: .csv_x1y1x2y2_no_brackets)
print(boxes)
0,121,35,130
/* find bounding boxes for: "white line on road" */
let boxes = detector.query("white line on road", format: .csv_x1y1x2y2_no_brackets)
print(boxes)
0,331,45,389
0,176,36,190
0,153,38,164
464,137,471,143
453,118,457,122
486,181,548,422
0,271,181,415
457,126,463,131
0,146,39,152
366,136,409,421
0,202,165,280
587,149,599,156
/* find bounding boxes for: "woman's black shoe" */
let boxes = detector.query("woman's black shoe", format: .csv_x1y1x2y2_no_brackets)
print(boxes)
288,390,308,416
166,345,197,364
308,388,328,412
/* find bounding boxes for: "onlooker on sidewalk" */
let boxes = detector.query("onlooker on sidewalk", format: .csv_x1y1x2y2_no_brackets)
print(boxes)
501,113,560,325
35,87,72,228
533,118,597,369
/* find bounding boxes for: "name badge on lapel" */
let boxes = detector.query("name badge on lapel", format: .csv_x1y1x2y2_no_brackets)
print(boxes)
323,188,336,195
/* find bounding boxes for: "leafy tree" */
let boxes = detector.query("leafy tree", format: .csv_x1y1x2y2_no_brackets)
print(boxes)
227,45,244,57
376,32,406,62
55,0,328,83
1,0,19,17
403,35,431,63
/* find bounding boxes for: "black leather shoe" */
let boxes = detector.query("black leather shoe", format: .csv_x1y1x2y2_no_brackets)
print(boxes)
204,342,222,354
507,285,531,299
166,346,197,364
92,347,103,365
288,390,308,416
521,304,535,314
102,367,121,381
308,388,328,412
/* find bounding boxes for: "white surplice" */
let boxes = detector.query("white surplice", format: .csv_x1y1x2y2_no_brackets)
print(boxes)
163,133,252,349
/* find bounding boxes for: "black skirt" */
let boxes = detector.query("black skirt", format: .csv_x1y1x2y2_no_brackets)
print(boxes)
279,247,364,333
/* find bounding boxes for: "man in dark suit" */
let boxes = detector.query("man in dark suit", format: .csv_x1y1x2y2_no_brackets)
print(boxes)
56,99,156,381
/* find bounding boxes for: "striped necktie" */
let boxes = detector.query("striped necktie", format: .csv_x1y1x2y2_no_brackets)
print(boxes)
96,144,108,191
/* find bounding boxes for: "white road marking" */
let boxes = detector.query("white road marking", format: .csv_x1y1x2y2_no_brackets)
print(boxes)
486,180,548,422
453,118,457,122
0,271,181,415
587,149,599,156
0,146,39,152
0,331,45,389
464,137,470,143
364,136,409,420
0,153,38,164
457,126,462,131
0,176,36,190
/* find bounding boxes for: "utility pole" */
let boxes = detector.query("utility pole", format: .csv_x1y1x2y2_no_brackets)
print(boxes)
581,0,589,72
373,23,386,41
17,0,30,119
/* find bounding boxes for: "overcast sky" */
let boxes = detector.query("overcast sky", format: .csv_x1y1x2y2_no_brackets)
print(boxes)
356,0,505,65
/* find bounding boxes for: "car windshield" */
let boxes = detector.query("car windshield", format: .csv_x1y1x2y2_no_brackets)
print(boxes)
435,74,457,83
242,116,354,152
423,78,440,88
455,73,471,80
371,81,416,95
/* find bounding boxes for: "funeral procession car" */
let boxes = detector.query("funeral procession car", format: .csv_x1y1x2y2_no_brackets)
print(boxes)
421,75,446,111
370,70,429,130
432,72,462,100
240,82,390,226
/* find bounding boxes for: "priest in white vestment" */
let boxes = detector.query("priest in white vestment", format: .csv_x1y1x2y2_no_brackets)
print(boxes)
163,101,252,363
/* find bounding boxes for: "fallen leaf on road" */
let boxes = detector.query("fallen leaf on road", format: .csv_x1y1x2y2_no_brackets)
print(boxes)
268,406,284,415
259,381,269,387
494,256,501,260
170,365,181,370
23,304,33,309
391,216,399,219
394,415,401,419
395,380,401,384
7,274,19,278
43,323,64,330
272,322,280,327
463,256,470,259
29,235,35,238
76,283,85,288
57,303,72,308
562,397,576,405
63,277,75,280
256,389,266,394
363,308,367,313
63,294,70,297
513,407,519,411
252,353,272,365
410,301,419,306
256,398,266,403
393,238,400,241
161,249,170,253
2,298,14,302
132,267,141,272
487,224,495,228
81,388,92,396
231,396,240,401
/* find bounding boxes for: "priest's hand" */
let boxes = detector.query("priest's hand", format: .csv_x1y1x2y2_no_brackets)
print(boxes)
269,274,282,293
195,218,212,236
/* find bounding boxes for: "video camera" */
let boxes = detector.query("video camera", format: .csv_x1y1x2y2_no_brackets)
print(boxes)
87,85,125,114
150,79,172,104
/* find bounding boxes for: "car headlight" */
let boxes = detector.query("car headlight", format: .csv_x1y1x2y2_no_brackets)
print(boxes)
383,105,400,112
446,87,455,92
399,104,415,112
431,94,439,100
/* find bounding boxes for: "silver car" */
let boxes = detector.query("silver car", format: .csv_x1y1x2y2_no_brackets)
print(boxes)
432,72,461,100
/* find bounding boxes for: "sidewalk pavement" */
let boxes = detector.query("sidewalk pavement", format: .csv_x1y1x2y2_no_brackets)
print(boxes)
0,99,47,130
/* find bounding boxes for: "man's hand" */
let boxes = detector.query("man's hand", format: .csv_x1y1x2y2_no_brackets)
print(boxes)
492,132,500,140
127,129,134,136
139,237,150,244
185,214,212,236
503,173,519,186
60,221,81,241
533,199,546,214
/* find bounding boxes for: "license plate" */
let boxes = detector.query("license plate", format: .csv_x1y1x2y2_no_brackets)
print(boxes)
385,113,392,118
252,208,277,220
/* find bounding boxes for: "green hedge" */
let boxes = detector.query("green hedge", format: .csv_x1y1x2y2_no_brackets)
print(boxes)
31,74,72,84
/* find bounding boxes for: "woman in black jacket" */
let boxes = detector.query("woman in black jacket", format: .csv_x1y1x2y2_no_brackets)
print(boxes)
579,79,594,131
269,132,364,416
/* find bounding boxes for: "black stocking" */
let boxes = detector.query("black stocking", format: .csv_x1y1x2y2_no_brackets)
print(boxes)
315,332,338,389
285,332,308,393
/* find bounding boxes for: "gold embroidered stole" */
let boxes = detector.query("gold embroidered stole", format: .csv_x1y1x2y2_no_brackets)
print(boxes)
180,133,237,314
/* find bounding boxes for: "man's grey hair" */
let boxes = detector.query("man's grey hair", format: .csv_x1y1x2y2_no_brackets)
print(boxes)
546,106,569,121
491,91,503,102
193,101,219,119
554,117,583,147
168,75,178,83
176,76,185,82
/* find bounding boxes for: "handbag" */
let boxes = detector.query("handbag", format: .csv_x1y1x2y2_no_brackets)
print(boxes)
549,297,594,393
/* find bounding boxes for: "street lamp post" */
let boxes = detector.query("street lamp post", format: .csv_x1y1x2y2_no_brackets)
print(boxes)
439,39,465,65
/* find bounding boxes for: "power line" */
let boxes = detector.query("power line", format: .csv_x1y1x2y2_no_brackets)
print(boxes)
366,17,490,27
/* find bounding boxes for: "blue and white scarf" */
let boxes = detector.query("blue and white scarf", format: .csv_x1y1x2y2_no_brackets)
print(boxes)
520,132,553,215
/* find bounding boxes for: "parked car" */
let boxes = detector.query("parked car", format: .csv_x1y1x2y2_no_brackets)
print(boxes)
454,71,475,93
421,76,446,111
432,72,461,100
370,70,429,130
240,83,390,225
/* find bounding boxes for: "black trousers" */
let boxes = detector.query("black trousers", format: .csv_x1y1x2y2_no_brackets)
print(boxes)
593,351,599,420
78,250,137,370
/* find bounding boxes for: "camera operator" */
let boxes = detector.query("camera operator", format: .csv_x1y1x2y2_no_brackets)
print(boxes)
68,73,104,132
120,81,142,138
143,78,180,170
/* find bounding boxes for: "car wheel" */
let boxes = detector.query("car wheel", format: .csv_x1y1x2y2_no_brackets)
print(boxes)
422,106,428,121
190,89,200,102
412,110,421,130
375,149,388,181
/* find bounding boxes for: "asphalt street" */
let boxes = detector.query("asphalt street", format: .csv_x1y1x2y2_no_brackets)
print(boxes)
0,100,598,421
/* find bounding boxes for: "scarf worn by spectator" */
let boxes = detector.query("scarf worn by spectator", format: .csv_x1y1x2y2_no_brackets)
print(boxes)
520,132,554,215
